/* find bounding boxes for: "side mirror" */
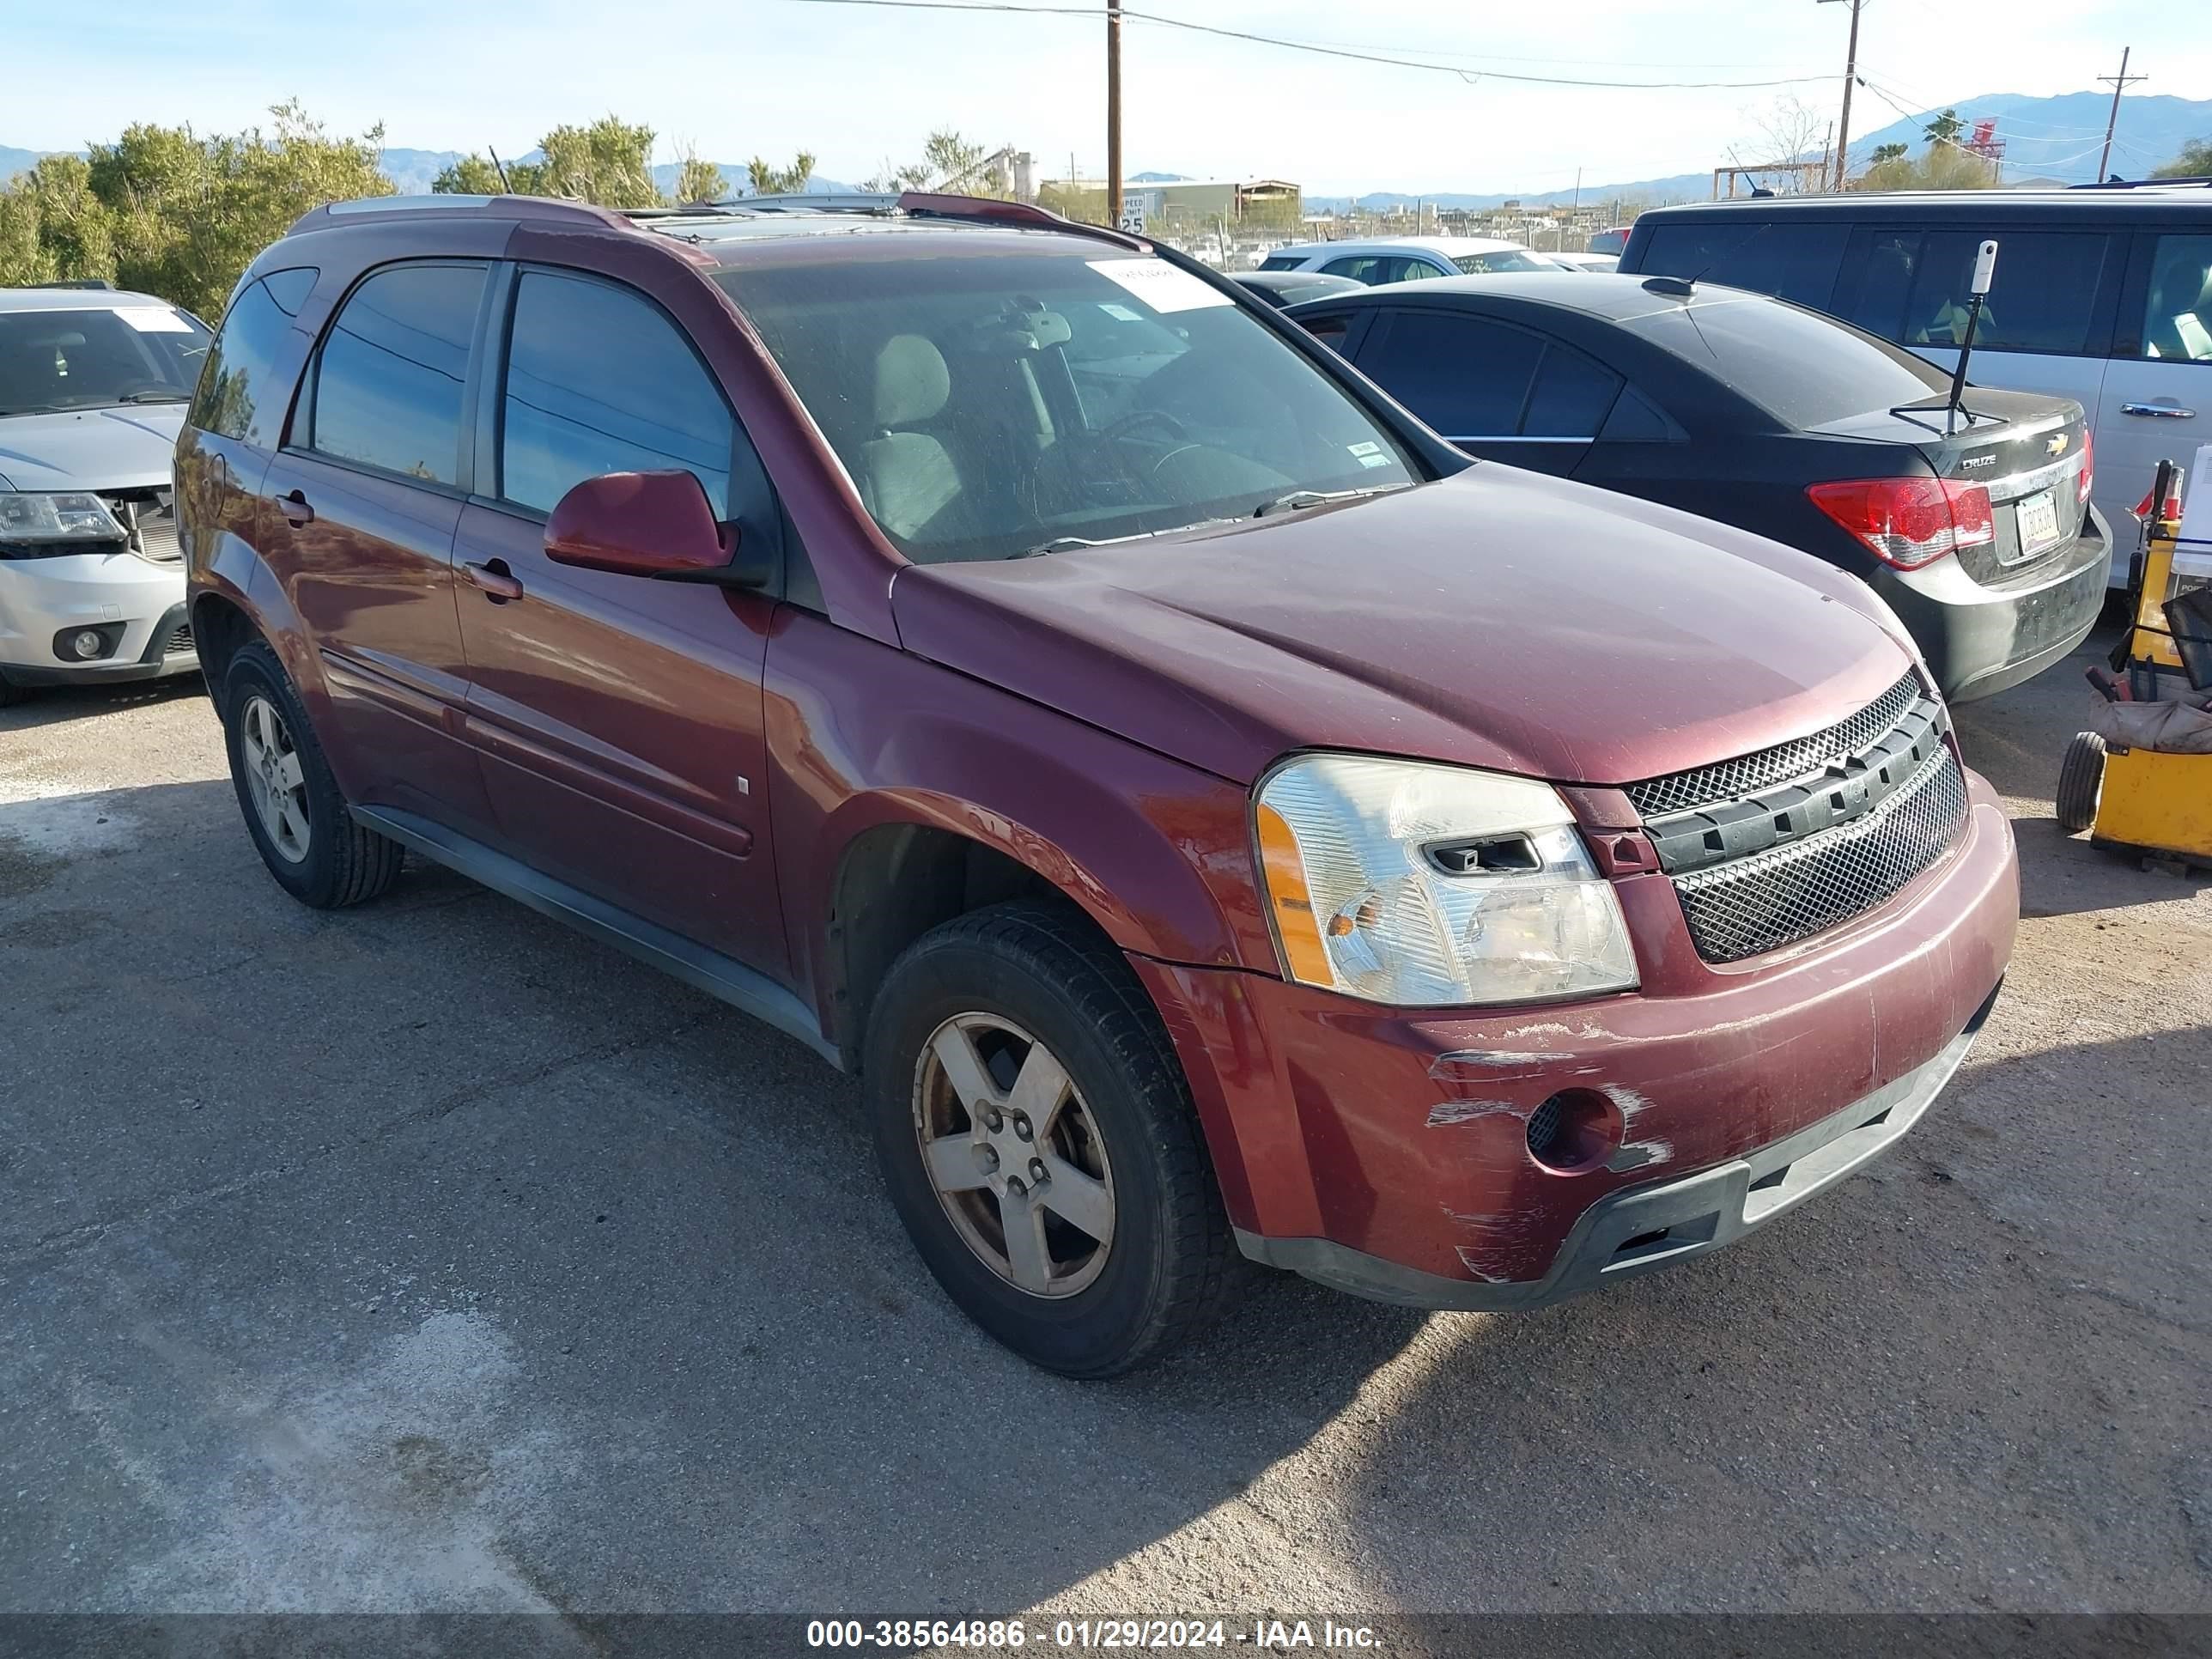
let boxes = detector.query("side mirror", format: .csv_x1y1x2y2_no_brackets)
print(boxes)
544,471,771,588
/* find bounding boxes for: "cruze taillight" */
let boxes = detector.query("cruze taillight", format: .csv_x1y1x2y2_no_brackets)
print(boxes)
2077,428,2094,507
1806,476,1996,571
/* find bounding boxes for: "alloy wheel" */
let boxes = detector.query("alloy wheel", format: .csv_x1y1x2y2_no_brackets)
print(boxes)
912,1012,1117,1298
239,693,312,864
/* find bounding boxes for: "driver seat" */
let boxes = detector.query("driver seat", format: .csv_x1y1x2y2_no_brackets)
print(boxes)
858,335,964,542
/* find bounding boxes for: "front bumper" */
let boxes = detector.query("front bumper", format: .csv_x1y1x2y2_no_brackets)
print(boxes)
1132,769,2018,1306
1240,982,1995,1309
1877,507,2111,704
0,553,196,685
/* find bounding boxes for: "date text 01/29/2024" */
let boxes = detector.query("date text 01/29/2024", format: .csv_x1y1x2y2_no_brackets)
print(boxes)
805,1619,1383,1650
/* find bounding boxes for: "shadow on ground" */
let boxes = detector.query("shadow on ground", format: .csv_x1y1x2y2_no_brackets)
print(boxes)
2,664,2206,1616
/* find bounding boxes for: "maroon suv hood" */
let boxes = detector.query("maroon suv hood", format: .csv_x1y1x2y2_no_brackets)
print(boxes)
892,467,1917,787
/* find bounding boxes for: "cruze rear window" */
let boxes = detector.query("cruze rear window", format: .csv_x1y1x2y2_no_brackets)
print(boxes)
718,248,1417,563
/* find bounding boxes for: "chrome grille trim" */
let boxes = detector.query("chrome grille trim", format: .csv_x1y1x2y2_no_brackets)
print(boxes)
1672,749,1969,964
1625,671,1923,817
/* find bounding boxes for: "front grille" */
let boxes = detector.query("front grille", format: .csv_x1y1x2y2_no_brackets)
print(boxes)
135,519,183,562
1672,749,1968,963
1626,672,1921,817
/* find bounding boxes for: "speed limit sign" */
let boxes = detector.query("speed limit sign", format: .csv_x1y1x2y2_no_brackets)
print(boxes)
1117,208,1146,234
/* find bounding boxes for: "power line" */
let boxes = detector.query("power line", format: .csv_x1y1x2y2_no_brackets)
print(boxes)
775,0,1838,89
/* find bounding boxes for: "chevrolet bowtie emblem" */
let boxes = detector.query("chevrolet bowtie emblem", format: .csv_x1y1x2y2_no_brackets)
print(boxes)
2048,433,2069,456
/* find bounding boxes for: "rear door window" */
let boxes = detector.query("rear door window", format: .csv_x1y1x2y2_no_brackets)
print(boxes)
499,270,734,516
1843,228,2116,356
1354,311,1543,435
307,263,485,485
1638,222,1847,308
2136,234,2212,362
187,268,316,446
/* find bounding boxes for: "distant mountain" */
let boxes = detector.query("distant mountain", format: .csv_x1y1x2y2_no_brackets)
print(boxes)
1291,91,2212,216
1844,91,2209,184
11,90,2206,202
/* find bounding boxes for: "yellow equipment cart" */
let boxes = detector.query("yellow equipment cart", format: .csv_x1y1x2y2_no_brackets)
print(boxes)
2057,487,2212,873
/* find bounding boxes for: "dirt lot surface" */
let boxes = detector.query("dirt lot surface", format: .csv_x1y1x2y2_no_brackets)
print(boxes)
2,625,2205,1620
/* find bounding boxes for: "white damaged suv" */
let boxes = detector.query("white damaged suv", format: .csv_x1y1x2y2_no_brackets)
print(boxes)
0,285,210,706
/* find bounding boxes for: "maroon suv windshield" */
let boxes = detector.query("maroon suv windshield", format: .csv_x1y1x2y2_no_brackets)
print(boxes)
718,247,1418,562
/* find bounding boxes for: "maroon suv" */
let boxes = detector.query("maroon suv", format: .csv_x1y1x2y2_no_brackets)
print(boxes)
178,191,2017,1376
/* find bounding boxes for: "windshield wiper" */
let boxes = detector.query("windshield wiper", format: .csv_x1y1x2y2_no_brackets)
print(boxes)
118,391,189,404
1013,517,1240,559
1251,483,1407,519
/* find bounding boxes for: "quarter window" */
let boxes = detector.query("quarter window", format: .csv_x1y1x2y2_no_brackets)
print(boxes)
308,263,484,485
2139,234,2212,362
499,271,733,516
1522,343,1624,437
187,267,316,446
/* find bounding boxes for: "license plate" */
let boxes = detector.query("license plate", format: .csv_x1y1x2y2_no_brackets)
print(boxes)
2011,489,2062,561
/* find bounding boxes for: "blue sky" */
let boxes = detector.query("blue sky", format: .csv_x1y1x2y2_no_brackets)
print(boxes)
9,0,2209,192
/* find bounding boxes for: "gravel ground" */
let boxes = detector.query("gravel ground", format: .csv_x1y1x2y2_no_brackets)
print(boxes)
0,625,2205,1622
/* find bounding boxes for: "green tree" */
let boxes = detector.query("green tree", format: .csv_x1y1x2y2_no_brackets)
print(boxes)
1869,143,1908,167
2153,137,2212,179
0,155,116,288
744,152,817,196
1923,108,1966,148
432,153,544,195
1853,143,1996,193
0,101,389,317
859,130,1010,198
672,149,729,204
535,117,659,207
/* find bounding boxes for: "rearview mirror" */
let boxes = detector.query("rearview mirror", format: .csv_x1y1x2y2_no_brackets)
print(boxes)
544,471,768,587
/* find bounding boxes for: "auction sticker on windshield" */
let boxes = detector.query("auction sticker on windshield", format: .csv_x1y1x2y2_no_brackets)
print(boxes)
118,308,195,333
1088,259,1233,314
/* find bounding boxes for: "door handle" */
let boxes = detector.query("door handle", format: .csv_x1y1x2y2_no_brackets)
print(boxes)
2120,403,2197,419
278,489,314,526
464,559,525,603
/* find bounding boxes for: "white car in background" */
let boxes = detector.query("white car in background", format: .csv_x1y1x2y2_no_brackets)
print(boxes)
1256,235,1545,285
1537,251,1620,273
0,287,207,707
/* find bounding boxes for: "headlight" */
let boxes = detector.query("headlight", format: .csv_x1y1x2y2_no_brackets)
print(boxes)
1255,753,1638,1007
0,491,126,556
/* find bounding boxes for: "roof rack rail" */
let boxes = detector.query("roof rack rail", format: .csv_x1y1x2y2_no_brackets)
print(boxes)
287,193,636,236
2069,175,2212,190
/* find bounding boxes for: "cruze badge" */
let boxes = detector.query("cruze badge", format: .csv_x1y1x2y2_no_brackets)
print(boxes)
2048,433,2069,456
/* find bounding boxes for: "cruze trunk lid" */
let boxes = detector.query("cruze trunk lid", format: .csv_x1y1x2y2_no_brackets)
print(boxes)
892,466,1917,787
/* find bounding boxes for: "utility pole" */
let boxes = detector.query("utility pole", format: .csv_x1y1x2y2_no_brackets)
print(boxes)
2097,48,2147,182
1818,0,1863,191
1106,0,1123,227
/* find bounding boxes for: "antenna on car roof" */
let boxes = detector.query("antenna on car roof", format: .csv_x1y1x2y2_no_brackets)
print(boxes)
489,148,513,193
1943,239,1998,436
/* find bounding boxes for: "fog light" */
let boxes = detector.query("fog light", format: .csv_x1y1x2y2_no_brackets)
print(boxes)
1526,1088,1621,1172
70,629,107,660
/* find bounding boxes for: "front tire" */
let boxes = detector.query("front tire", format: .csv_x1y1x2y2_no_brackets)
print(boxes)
865,902,1237,1377
0,670,28,708
221,640,403,908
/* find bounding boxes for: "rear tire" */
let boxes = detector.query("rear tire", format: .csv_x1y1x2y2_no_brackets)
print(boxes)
864,902,1237,1378
221,640,403,908
2057,731,2106,836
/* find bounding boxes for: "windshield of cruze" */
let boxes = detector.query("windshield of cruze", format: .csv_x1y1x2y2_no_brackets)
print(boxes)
0,306,210,416
719,246,1419,563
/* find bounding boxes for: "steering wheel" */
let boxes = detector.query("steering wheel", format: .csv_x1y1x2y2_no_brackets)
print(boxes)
1097,407,1188,447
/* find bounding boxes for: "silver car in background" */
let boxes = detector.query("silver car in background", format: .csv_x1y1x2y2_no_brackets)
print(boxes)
0,286,207,706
